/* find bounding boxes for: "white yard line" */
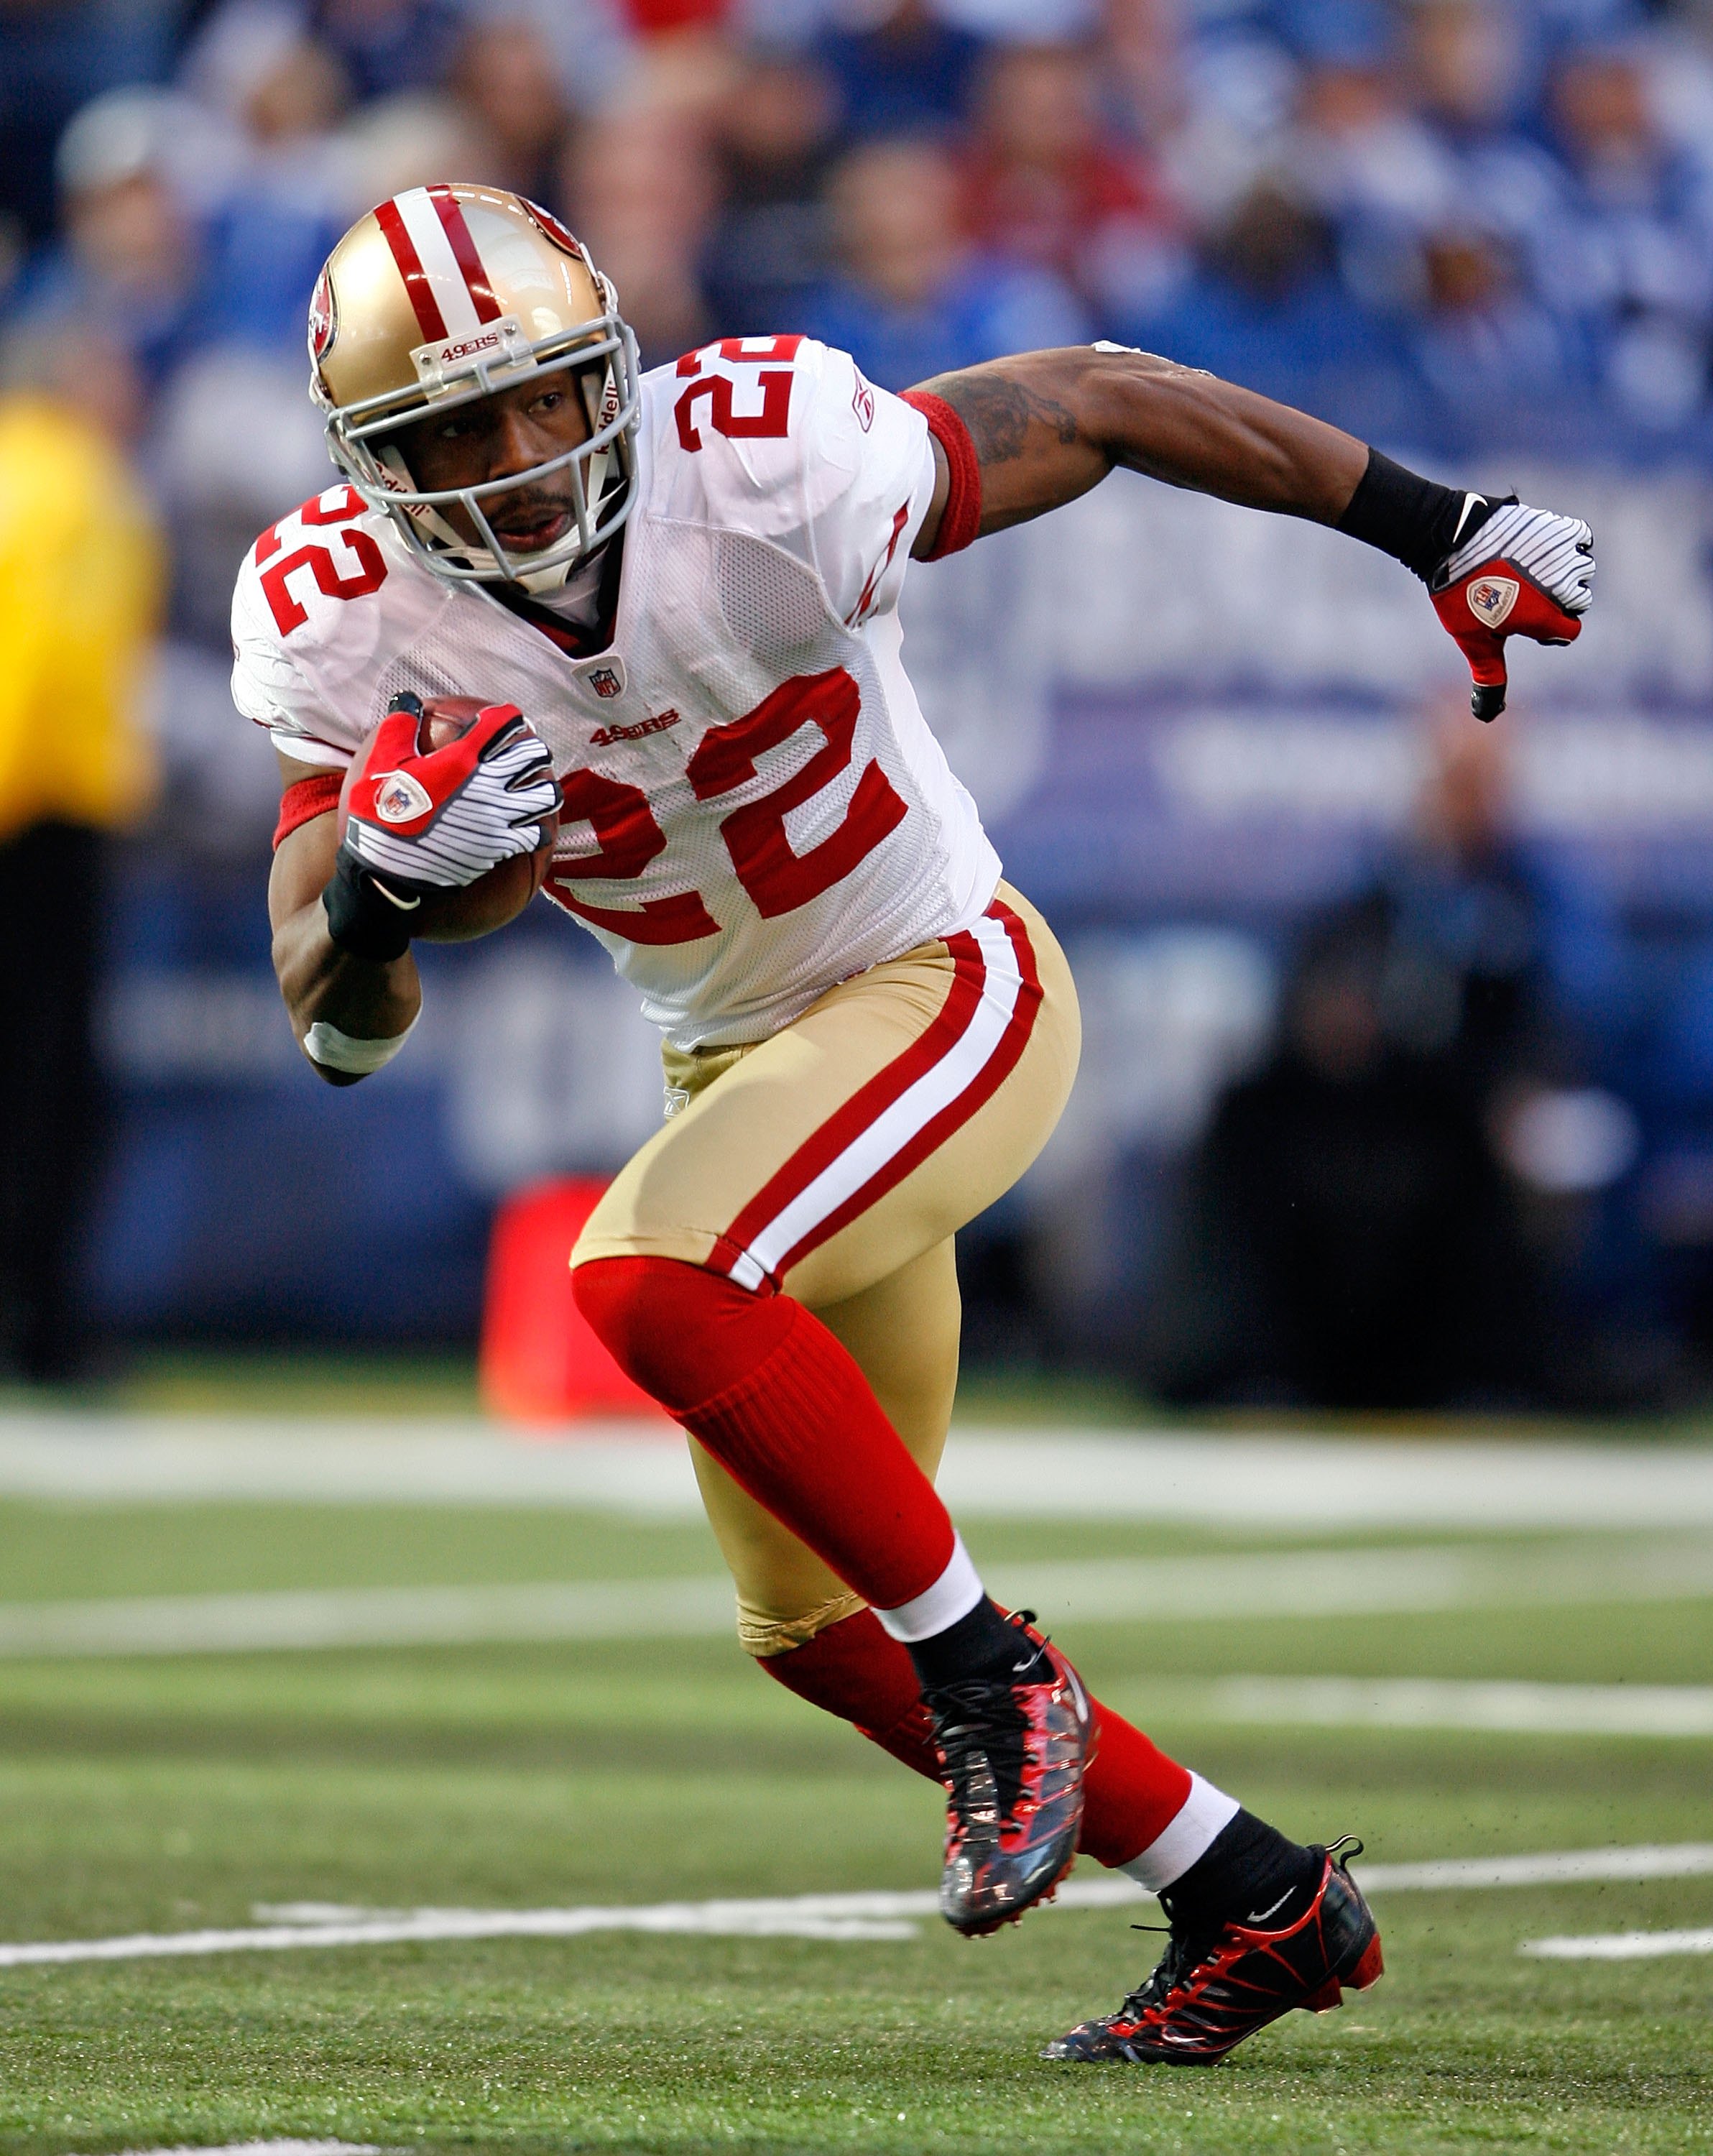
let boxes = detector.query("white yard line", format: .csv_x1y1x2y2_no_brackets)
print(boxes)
4,1844,1711,1971
1521,1928,1713,1961
1351,1843,1713,1890
0,1577,739,1658
3,1416,1713,1529
1008,1540,1713,1624
0,1539,1707,1661
95,2145,375,2155
1186,1676,1713,1738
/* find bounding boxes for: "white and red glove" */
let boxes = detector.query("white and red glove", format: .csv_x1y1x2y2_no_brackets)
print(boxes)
1430,497,1596,722
325,693,558,960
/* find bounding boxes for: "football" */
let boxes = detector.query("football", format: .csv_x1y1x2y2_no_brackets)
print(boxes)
338,696,558,941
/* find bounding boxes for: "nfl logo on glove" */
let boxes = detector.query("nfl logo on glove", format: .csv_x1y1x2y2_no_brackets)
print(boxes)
1468,576,1519,627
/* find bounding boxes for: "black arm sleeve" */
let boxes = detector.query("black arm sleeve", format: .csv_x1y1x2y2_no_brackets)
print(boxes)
1335,448,1502,584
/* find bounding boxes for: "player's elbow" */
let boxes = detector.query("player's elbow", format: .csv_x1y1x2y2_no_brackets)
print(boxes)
1080,345,1216,428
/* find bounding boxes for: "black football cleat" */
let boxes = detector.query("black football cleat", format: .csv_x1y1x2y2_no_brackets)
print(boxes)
926,1612,1092,1938
1043,1837,1383,2065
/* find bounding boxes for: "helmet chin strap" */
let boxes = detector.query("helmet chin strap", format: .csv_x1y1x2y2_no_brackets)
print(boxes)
514,550,588,596
376,442,496,573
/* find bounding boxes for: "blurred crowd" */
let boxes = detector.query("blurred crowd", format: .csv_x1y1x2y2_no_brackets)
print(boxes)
2,0,1712,691
5,0,1713,625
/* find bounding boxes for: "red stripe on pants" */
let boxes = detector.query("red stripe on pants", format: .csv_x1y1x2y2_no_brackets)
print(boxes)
708,900,1042,1291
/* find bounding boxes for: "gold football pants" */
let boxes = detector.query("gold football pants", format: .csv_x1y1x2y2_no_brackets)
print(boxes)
572,883,1080,1655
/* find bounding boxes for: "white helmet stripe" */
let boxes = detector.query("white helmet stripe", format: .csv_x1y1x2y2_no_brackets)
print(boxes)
389,187,485,340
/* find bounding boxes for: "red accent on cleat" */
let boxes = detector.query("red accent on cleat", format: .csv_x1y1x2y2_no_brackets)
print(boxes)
1349,1930,1386,1989
1043,1841,1382,2066
931,1617,1092,1938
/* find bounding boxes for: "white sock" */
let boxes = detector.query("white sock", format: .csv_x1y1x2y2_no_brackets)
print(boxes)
1119,1772,1242,1894
872,1533,984,1643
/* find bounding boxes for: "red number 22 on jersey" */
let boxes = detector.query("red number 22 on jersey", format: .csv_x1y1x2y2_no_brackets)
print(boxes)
543,667,907,941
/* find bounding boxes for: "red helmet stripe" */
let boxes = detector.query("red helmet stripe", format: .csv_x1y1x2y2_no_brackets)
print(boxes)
429,185,504,325
375,196,448,341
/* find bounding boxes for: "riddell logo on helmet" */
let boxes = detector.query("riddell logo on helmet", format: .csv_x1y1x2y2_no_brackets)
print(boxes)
1467,574,1520,627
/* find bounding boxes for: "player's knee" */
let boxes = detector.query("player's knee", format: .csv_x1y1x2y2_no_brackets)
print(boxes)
572,1253,793,1411
572,1256,700,1406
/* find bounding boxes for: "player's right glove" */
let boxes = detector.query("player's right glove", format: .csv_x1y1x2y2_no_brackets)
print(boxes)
1429,497,1595,722
323,691,558,962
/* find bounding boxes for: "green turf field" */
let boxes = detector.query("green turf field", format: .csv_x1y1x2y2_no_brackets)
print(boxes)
0,1450,1709,2155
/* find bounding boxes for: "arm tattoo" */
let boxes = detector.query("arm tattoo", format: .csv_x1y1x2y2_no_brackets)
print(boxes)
921,369,1080,464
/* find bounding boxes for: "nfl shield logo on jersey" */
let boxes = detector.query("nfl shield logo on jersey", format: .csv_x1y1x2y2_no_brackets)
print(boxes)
586,661,626,700
1467,575,1519,628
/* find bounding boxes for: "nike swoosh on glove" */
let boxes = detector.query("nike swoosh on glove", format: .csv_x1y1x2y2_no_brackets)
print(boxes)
1431,499,1595,722
344,695,560,889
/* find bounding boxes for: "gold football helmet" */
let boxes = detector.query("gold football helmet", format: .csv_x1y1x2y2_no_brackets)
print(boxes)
308,183,640,592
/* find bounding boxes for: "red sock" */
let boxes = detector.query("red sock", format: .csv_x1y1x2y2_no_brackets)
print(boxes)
1081,1712,1195,1867
764,1608,1194,1869
573,1256,959,1614
762,1606,941,1776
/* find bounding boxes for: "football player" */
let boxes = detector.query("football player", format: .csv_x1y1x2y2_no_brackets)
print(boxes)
244,185,1594,2065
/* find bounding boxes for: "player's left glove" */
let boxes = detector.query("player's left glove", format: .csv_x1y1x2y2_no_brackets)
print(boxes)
1429,497,1595,722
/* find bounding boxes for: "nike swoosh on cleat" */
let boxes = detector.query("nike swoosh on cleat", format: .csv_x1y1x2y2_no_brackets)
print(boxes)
1246,1889,1296,1925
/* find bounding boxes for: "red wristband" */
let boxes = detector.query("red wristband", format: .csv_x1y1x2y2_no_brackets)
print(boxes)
900,389,982,560
272,770,344,850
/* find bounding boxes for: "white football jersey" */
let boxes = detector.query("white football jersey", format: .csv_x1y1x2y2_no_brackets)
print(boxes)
232,336,1001,1049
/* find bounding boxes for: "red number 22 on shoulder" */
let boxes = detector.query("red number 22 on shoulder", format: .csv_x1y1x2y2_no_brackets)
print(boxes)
257,487,388,636
673,336,803,454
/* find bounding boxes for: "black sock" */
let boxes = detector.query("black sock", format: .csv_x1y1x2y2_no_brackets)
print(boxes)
1336,446,1505,584
906,1596,1043,1691
1160,1810,1322,1934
